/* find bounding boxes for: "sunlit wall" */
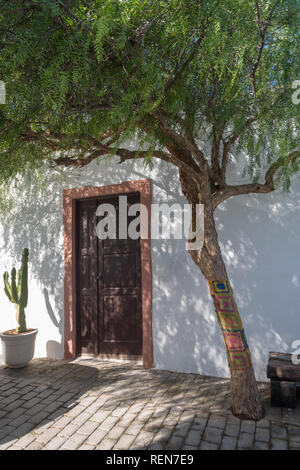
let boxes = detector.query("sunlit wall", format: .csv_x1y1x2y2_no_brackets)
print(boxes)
0,155,299,381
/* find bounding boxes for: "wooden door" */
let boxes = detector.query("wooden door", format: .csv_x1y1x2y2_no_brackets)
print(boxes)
77,193,142,357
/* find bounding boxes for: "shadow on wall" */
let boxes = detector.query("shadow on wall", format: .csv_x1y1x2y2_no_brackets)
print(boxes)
0,157,226,376
0,171,66,359
141,175,300,381
0,156,300,380
151,237,228,377
215,188,300,379
43,288,63,358
0,157,186,363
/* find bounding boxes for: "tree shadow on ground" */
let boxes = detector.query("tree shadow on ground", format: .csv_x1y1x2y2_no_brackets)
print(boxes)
0,358,233,447
1,358,298,450
0,360,102,446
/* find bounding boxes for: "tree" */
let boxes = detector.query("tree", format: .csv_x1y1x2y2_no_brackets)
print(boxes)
0,0,299,419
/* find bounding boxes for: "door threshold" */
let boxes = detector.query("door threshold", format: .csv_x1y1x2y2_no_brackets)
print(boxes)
78,354,143,365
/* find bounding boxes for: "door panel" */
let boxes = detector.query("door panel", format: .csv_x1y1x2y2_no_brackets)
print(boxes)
77,193,142,357
103,295,139,341
103,253,138,287
77,200,98,355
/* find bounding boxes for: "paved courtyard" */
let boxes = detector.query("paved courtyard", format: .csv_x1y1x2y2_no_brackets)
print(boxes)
0,358,300,450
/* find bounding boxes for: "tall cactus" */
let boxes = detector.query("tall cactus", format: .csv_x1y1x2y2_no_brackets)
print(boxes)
3,248,29,333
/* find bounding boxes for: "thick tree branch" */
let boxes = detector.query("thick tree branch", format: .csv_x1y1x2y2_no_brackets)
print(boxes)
251,1,278,95
221,86,290,180
53,143,202,184
220,140,230,181
251,1,266,95
164,31,207,94
21,121,204,184
185,137,226,190
151,112,228,190
163,0,221,95
212,182,273,209
150,112,201,168
60,3,95,34
159,110,193,141
211,127,223,176
213,147,300,210
265,148,300,187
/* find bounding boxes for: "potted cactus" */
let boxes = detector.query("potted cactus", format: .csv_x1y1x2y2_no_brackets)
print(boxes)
0,248,37,368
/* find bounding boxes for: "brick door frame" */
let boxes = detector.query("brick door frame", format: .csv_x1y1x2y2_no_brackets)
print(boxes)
63,179,154,368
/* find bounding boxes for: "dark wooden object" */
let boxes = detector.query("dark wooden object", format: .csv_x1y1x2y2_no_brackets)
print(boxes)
267,352,300,408
76,193,142,357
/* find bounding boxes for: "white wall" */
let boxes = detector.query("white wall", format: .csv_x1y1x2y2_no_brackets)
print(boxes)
0,155,300,381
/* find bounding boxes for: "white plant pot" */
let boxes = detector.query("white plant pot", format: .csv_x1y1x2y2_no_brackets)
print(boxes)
0,329,38,368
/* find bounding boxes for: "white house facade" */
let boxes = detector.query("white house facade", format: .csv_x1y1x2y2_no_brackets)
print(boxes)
0,154,300,382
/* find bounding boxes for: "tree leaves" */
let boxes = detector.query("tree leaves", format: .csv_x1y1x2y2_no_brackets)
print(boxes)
0,0,299,194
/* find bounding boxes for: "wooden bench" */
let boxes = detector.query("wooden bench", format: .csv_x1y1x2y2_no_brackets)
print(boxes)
267,351,300,408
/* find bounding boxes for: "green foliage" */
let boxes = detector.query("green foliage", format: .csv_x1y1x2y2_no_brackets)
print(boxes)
0,0,299,189
3,248,29,333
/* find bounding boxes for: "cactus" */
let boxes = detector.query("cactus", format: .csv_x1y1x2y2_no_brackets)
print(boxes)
3,248,29,333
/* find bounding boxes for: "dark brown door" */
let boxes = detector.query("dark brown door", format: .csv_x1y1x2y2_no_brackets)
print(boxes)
77,193,142,357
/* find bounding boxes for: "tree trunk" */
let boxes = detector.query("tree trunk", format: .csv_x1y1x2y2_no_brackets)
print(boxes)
188,192,263,420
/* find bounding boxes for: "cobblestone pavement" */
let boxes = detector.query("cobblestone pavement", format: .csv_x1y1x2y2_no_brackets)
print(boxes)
0,358,300,450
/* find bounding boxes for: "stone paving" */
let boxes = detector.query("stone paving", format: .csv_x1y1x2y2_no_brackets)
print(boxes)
0,358,300,450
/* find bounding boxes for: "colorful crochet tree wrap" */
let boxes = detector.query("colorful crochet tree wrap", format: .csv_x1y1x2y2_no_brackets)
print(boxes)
208,280,252,371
